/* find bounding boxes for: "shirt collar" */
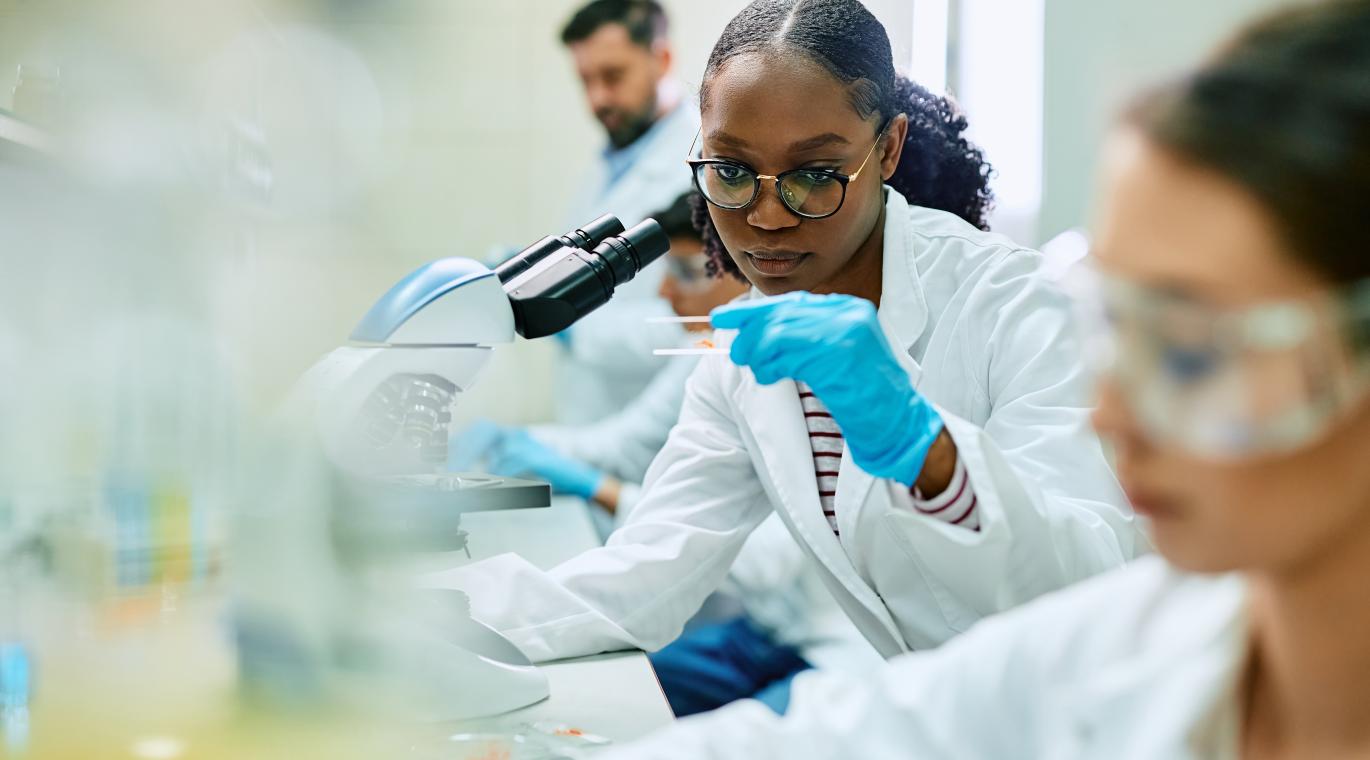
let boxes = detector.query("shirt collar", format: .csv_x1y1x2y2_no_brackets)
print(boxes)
876,187,930,351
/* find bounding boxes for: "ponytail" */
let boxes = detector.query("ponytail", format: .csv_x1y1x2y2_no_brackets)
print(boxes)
885,75,994,233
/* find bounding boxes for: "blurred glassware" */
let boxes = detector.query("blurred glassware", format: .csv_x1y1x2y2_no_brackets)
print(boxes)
0,641,32,756
11,64,61,126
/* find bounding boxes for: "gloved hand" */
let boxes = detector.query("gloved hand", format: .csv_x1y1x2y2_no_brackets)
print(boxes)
450,420,605,500
711,292,944,487
486,428,605,501
448,419,511,472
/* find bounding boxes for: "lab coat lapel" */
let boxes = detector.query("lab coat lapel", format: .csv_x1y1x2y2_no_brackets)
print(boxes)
875,188,930,355
836,189,930,540
833,455,873,544
832,331,924,543
729,191,938,656
735,375,908,657
734,376,850,569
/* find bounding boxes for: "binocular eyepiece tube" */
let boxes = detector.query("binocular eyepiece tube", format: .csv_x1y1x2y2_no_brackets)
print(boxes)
499,214,671,339
494,214,626,286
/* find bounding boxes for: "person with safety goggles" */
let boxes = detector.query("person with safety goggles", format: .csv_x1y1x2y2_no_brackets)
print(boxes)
594,2,1370,758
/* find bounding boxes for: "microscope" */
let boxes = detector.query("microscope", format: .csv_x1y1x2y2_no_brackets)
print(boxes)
302,213,667,481
250,215,670,723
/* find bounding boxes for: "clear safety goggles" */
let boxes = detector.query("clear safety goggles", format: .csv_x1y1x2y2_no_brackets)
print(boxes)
665,252,713,291
1071,264,1370,459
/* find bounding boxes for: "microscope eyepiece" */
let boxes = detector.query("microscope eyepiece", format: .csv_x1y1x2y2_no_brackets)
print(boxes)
590,219,672,290
502,216,671,339
562,214,626,252
494,213,625,286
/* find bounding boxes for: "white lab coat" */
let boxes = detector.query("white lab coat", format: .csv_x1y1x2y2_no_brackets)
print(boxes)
531,353,881,674
720,515,883,674
532,355,699,497
598,555,1250,760
433,188,1147,662
554,99,701,425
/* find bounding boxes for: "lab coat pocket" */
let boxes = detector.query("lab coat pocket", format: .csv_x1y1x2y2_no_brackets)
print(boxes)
880,494,1013,636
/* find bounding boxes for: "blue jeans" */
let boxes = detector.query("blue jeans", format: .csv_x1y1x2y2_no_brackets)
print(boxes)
649,616,811,717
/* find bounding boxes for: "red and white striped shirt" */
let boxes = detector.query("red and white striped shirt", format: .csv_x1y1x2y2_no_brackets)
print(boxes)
797,382,980,536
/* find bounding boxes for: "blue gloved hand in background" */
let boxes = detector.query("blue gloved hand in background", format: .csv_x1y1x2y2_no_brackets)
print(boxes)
711,292,945,487
448,419,510,472
449,419,604,500
487,429,605,500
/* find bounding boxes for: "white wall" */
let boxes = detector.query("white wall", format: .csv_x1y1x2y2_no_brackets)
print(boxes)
0,1,18,107
1039,0,1289,243
953,0,1045,245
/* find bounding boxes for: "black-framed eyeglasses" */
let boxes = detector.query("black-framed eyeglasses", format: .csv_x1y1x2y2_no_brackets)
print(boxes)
685,125,888,220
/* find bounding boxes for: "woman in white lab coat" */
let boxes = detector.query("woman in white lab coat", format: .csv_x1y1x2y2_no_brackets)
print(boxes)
457,193,881,712
598,2,1370,757
436,0,1143,661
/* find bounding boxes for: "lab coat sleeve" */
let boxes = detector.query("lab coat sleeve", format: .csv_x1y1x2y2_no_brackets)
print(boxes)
592,562,1123,760
886,251,1148,630
598,558,1197,760
427,357,774,661
609,482,642,526
597,646,1022,758
719,513,808,599
529,355,696,485
613,481,808,634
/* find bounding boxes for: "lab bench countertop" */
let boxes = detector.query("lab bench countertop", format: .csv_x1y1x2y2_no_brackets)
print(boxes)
427,496,676,744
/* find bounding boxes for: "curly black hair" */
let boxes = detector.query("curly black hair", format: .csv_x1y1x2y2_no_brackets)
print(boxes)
693,0,995,282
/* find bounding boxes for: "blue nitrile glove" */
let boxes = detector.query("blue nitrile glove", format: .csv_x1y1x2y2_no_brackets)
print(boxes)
711,292,945,487
487,428,605,501
1,642,32,710
448,419,511,471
